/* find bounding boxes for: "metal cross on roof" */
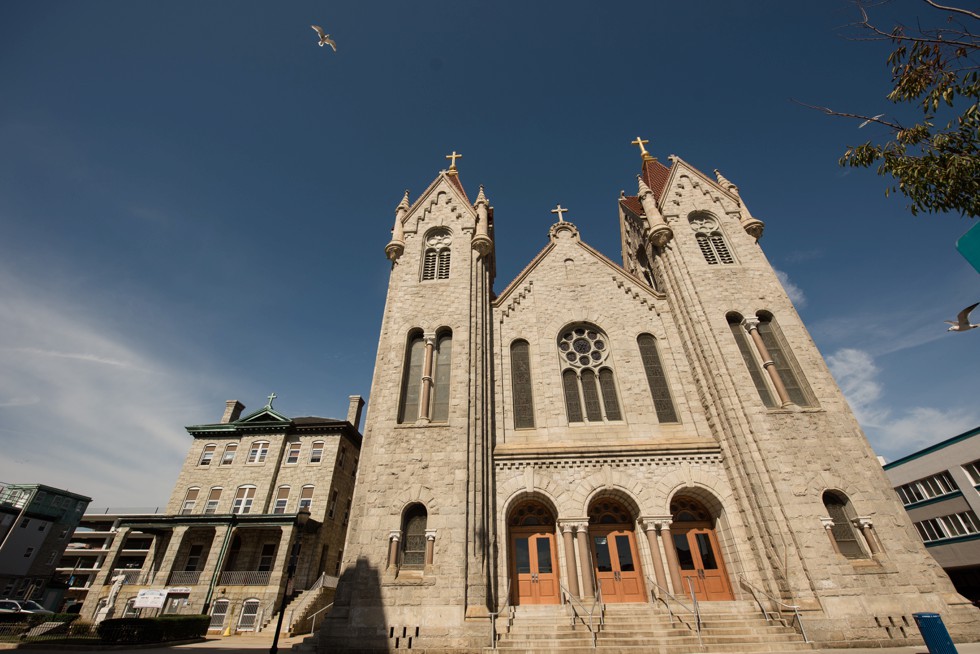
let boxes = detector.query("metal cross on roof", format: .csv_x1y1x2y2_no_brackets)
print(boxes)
631,136,650,157
551,204,569,223
266,392,277,408
445,151,462,169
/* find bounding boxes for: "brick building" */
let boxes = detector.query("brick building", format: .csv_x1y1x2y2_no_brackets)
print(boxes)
73,395,363,634
321,147,980,651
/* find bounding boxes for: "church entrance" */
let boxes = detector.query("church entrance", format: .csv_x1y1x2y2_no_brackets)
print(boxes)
670,496,733,601
509,501,560,606
588,498,645,603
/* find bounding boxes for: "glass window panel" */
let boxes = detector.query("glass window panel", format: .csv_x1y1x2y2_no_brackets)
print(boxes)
535,538,553,574
593,536,612,572
599,368,621,421
563,370,583,423
398,335,425,423
581,370,602,421
672,534,695,570
515,538,530,574
695,533,718,570
728,319,776,408
511,341,535,429
757,318,811,407
614,535,634,572
431,333,452,422
637,335,678,422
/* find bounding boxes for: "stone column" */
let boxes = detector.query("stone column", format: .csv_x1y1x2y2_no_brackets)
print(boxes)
573,523,594,598
641,519,668,595
200,524,234,612
659,520,684,595
267,527,296,594
856,518,881,555
820,517,841,555
742,318,793,407
155,526,189,586
387,531,401,569
425,530,437,567
560,523,579,598
418,334,436,423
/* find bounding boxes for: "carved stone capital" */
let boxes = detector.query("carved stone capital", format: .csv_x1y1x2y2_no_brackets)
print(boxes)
741,317,761,332
389,530,402,542
648,224,673,248
819,517,835,530
742,217,765,240
385,240,405,262
425,530,437,541
471,234,493,256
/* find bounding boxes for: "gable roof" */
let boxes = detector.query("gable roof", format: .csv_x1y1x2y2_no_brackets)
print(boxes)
401,170,475,225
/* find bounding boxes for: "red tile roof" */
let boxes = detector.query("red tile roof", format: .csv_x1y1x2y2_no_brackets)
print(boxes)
446,172,470,204
642,158,671,203
620,196,644,217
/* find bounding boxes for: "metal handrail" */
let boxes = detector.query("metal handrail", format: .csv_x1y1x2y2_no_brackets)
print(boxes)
559,583,600,649
646,576,702,648
308,602,333,635
737,575,809,643
488,580,513,649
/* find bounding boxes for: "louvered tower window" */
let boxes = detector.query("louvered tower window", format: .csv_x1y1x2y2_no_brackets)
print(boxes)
557,324,622,424
510,340,535,429
637,334,678,422
690,212,734,265
421,228,452,281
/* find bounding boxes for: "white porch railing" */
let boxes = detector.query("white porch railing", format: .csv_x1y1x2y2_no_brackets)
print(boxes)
218,570,272,585
110,569,143,585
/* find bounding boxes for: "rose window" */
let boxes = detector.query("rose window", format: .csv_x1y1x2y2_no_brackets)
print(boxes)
558,327,609,369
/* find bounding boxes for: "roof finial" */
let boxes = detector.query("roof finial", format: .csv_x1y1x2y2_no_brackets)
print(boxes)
266,392,277,409
551,204,569,223
631,136,655,162
398,189,411,210
445,150,462,175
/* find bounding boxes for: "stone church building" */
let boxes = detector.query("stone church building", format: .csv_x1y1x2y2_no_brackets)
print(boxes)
321,145,979,651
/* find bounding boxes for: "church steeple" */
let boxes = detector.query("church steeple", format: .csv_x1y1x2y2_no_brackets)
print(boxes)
472,185,493,256
385,190,411,262
637,175,673,247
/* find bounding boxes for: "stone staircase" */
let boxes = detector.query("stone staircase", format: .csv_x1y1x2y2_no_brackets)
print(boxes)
489,600,812,653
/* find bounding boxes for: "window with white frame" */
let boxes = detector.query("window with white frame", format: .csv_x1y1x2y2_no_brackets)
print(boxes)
199,444,216,466
204,488,222,515
299,486,314,511
221,444,237,465
915,510,980,543
897,471,959,506
310,441,324,464
232,486,256,515
273,486,289,514
247,441,269,464
285,442,301,464
181,488,200,515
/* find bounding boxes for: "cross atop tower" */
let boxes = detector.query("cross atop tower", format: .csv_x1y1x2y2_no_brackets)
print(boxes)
631,136,655,161
266,392,277,408
551,204,569,223
445,150,462,170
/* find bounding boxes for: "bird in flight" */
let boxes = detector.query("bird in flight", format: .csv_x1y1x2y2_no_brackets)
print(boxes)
945,302,979,332
311,25,337,51
858,114,885,128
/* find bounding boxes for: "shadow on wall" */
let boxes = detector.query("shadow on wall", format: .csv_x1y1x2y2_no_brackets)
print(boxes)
316,557,388,652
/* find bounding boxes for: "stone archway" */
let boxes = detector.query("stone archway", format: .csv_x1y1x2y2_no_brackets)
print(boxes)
669,495,734,601
587,496,646,603
508,499,561,606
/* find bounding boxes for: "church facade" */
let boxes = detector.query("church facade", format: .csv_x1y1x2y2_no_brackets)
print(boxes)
321,145,979,651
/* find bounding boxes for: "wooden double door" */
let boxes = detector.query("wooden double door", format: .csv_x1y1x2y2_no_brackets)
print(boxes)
671,524,733,601
511,528,560,605
591,527,645,603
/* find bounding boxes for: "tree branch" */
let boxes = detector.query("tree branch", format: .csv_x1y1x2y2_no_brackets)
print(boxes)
791,99,905,130
921,0,980,22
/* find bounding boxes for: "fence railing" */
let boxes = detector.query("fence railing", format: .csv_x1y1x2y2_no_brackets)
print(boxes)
167,570,203,585
219,570,272,586
108,569,143,585
559,582,603,649
646,576,702,648
488,580,513,649
737,574,809,643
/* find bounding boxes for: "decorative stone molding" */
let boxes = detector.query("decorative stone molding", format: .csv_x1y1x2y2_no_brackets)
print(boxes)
501,281,532,318
549,221,580,242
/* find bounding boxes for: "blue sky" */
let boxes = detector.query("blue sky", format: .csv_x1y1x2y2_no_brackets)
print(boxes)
1,1,977,507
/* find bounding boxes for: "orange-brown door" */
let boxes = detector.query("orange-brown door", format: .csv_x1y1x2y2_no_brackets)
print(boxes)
511,529,560,605
591,529,646,603
672,526,733,601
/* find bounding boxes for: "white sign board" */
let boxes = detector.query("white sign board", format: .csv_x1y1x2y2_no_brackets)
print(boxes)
133,589,167,609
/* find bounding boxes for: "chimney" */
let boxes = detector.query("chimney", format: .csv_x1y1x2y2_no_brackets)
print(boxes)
347,395,365,431
221,400,245,424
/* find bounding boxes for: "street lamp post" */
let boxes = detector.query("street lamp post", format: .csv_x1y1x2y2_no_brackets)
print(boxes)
269,509,310,654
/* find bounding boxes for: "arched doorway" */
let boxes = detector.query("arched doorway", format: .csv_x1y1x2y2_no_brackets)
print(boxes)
509,500,560,605
670,496,733,601
588,498,645,603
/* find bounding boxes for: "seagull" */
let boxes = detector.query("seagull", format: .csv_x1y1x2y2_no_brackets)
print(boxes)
858,114,885,128
311,25,336,51
945,302,979,332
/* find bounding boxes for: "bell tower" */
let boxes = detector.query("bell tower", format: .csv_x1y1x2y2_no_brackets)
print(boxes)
322,154,496,650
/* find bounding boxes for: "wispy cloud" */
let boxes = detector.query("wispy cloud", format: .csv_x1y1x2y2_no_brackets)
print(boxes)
784,249,823,264
827,347,980,459
0,267,227,506
774,269,806,308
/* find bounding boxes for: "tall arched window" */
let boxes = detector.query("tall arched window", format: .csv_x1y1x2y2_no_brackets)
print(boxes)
421,229,452,281
637,334,677,422
181,488,200,515
558,325,622,423
401,504,428,569
754,312,813,407
727,313,777,408
398,331,425,423
689,212,734,265
510,340,535,429
232,486,256,515
273,486,290,514
430,330,452,422
822,491,867,559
